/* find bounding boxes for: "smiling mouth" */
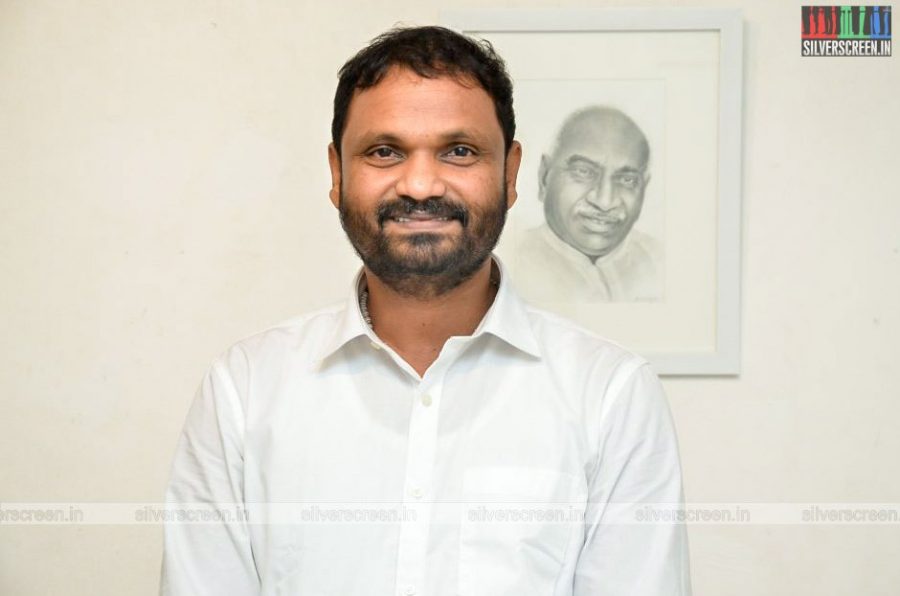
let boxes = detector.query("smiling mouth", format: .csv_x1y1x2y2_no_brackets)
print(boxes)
386,214,459,231
577,212,623,234
580,213,621,224
377,196,468,230
392,216,451,223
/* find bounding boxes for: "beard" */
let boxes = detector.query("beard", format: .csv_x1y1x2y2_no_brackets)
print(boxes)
338,184,507,299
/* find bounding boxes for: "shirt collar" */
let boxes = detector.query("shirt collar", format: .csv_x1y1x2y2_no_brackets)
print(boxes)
314,255,542,363
474,255,542,358
314,269,374,363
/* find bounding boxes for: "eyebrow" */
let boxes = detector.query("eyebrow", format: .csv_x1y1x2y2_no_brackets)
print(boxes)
565,154,601,169
440,129,487,144
358,133,404,147
565,154,645,175
356,129,490,149
614,166,644,175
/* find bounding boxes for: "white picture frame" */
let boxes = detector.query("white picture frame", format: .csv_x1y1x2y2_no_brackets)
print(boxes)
443,8,743,375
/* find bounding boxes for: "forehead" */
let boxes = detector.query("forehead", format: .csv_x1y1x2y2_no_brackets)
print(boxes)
554,117,648,169
342,67,502,147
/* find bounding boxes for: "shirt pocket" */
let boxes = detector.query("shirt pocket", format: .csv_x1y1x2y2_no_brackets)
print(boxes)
458,466,587,596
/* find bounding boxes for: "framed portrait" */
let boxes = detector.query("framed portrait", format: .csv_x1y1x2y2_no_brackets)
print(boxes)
443,9,743,375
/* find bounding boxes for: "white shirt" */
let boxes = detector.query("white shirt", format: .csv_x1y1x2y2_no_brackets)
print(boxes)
161,256,690,596
515,225,664,303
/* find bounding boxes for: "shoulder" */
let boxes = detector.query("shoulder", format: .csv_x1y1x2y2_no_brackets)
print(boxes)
624,230,663,262
514,301,669,459
210,301,347,378
515,226,582,280
518,225,550,253
521,301,649,382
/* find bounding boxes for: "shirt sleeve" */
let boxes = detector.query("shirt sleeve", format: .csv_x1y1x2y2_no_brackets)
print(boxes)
574,361,692,596
160,358,260,595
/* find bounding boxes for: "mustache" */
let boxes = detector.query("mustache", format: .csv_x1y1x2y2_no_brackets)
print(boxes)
377,196,469,227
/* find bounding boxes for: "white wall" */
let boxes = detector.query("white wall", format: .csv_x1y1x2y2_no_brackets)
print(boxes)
1,1,898,594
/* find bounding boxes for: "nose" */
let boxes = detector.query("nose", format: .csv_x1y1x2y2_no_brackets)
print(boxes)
583,175,619,212
394,152,447,200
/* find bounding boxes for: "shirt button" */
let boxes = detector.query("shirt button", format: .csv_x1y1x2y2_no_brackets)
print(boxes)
409,487,423,499
370,341,381,350
403,586,416,596
421,393,433,407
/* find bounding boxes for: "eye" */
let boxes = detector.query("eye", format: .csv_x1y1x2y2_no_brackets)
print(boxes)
613,173,640,189
448,146,474,157
442,145,478,163
567,163,598,183
368,146,400,159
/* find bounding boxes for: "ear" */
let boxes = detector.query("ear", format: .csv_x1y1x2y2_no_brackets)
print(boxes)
537,154,551,203
504,141,523,209
327,142,341,209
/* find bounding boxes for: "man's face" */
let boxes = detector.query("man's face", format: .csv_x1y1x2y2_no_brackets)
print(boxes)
539,116,649,259
328,67,521,296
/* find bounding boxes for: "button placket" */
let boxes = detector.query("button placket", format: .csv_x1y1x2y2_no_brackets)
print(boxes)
394,379,442,596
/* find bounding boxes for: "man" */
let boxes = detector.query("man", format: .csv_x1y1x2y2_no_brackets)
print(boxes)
161,26,689,596
516,106,663,303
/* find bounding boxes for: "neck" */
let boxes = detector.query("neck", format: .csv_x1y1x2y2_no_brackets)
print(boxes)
362,258,498,376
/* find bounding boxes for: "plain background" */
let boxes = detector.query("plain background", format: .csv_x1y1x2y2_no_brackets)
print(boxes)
1,1,898,594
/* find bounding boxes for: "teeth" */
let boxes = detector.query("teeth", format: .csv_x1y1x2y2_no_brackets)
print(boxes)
393,216,449,222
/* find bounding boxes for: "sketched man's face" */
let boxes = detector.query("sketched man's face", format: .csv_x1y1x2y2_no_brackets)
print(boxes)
539,112,649,259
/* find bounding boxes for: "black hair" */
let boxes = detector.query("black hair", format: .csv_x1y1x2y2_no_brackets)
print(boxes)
332,26,515,155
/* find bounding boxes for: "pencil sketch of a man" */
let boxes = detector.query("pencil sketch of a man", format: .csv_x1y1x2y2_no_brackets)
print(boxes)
516,105,663,302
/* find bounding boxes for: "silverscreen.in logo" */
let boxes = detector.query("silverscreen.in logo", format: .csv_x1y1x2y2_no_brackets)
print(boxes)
802,6,892,56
